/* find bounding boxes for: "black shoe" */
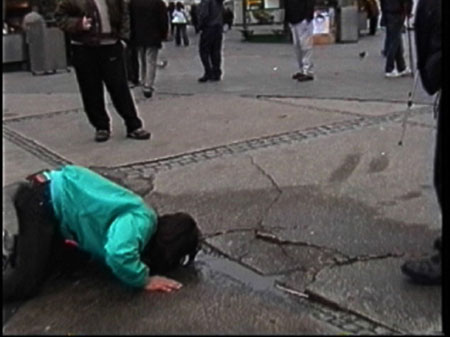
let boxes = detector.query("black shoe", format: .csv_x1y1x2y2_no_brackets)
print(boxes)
143,87,153,98
292,72,305,80
297,74,314,82
209,76,221,81
95,129,110,142
198,75,210,83
401,253,441,285
127,128,151,140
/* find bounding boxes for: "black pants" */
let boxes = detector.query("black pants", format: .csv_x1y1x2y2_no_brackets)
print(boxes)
3,182,58,301
199,25,223,79
434,98,442,212
174,24,189,46
384,14,406,73
3,182,89,301
126,44,139,84
368,15,378,35
71,42,143,133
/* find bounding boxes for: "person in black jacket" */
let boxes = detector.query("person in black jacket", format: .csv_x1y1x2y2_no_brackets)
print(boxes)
379,0,412,78
130,0,169,98
197,0,224,82
401,0,441,285
55,0,151,142
284,0,315,82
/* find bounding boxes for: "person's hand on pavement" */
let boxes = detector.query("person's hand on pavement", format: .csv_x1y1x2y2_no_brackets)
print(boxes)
145,276,183,293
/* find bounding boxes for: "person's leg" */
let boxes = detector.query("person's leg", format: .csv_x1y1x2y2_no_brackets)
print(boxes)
298,19,314,77
394,25,407,72
71,45,110,131
369,15,378,35
384,20,397,73
199,28,213,80
100,43,143,134
175,24,181,46
401,98,442,285
210,25,223,80
290,23,304,74
3,182,58,301
147,47,159,90
182,24,189,46
137,46,147,87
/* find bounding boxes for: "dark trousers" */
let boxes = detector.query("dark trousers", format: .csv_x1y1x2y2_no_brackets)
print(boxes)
126,44,139,84
369,15,378,35
434,98,442,211
199,25,223,79
71,42,143,133
174,24,189,46
3,182,58,301
3,181,89,302
384,14,406,73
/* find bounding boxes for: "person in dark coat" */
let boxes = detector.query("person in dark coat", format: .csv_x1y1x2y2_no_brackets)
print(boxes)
401,0,441,286
130,0,169,98
55,0,151,142
379,0,412,77
197,0,224,82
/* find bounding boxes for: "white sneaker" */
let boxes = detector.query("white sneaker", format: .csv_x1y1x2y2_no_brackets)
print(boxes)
385,70,399,78
398,67,412,77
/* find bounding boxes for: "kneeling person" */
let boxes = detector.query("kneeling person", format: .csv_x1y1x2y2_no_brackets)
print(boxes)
3,165,201,301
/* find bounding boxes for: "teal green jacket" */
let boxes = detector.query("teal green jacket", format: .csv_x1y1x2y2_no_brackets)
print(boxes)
45,165,157,288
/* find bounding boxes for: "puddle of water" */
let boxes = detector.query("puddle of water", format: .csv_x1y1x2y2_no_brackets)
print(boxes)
195,249,280,294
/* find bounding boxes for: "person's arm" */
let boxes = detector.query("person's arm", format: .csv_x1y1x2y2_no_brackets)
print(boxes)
54,0,88,33
197,0,210,30
118,0,131,41
104,211,181,292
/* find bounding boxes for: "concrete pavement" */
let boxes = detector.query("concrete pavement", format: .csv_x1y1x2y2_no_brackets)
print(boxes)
2,27,442,334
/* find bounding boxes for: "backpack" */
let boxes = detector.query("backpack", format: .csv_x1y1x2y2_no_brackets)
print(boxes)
143,212,201,273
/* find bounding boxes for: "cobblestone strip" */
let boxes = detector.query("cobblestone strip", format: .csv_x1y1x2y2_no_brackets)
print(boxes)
3,107,428,175
113,108,427,174
3,127,72,167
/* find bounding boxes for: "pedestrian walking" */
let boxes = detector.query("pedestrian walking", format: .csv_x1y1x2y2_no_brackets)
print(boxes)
55,0,150,142
172,2,189,47
197,0,224,82
379,0,413,78
130,0,169,98
284,0,315,82
3,165,201,301
400,0,441,285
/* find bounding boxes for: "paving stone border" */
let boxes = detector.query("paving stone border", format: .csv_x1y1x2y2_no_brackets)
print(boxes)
3,105,430,174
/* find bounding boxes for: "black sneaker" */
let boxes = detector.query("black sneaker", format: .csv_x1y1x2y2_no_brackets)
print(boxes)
401,253,441,285
95,129,110,142
297,74,314,82
198,75,210,83
143,87,153,98
127,128,151,140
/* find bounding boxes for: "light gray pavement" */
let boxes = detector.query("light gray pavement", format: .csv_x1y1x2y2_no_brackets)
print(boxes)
2,27,442,334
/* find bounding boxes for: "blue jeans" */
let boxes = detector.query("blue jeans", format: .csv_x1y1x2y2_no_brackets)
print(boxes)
384,14,406,73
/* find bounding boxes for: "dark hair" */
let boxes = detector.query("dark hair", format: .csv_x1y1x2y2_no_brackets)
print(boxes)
142,212,200,274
